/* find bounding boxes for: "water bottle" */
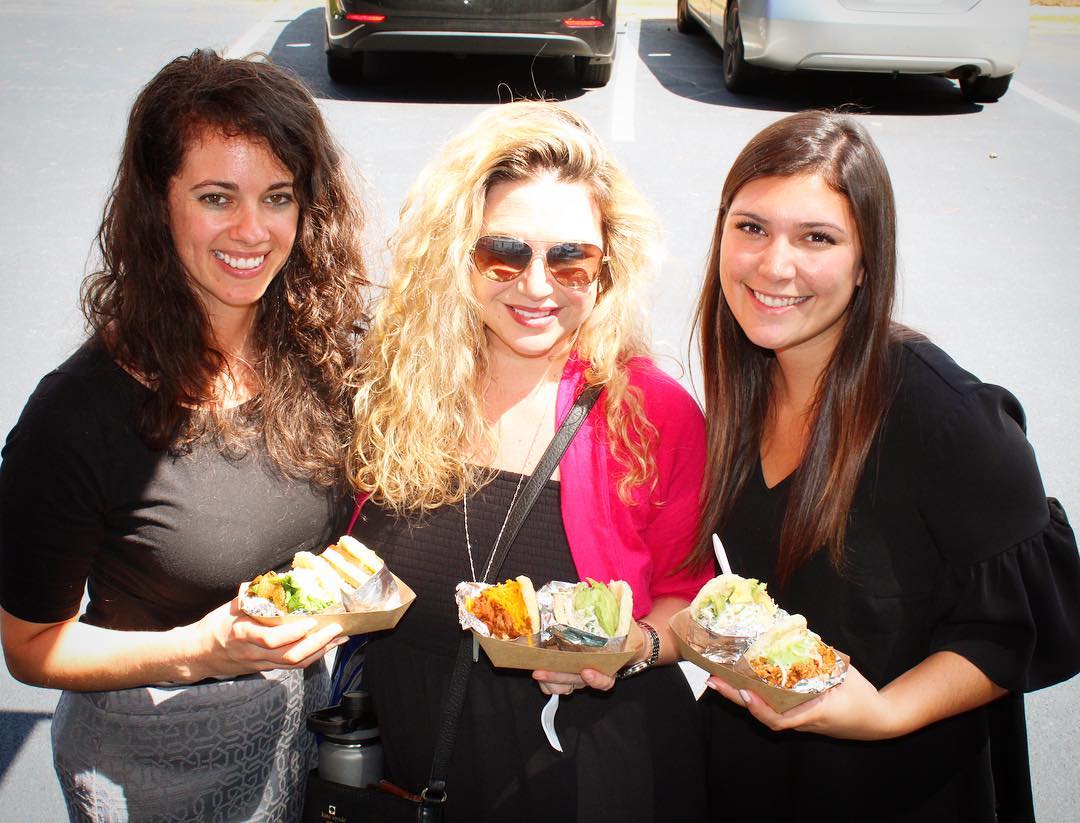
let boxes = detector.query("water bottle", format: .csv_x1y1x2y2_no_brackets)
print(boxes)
307,689,384,788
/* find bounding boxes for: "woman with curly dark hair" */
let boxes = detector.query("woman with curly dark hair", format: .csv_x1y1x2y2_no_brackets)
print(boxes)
0,50,368,821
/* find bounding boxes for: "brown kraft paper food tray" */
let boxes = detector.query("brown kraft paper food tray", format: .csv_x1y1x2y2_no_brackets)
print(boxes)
475,629,643,677
670,608,848,713
243,575,416,636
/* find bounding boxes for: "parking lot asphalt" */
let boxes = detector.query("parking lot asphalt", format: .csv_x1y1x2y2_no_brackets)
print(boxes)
1,2,1078,820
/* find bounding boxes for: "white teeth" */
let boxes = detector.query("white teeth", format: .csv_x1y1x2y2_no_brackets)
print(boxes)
213,251,265,270
513,307,552,319
753,289,808,308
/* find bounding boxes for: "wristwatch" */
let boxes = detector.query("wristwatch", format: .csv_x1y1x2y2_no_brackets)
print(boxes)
617,620,660,679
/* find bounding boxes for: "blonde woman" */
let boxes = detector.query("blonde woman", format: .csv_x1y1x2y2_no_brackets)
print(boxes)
348,102,710,820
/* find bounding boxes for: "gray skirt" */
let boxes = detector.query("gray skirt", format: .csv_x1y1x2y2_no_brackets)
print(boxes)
52,664,329,823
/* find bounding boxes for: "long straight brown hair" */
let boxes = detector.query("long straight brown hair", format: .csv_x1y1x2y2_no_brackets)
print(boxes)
692,111,909,585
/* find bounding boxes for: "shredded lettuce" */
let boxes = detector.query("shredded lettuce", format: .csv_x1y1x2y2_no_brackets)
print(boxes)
279,571,335,613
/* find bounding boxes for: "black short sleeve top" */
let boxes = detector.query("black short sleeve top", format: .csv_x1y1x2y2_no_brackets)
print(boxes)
708,339,1080,818
723,339,1080,692
0,340,350,631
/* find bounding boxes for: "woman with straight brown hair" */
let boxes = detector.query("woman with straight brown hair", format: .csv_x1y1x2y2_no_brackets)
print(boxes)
693,110,1080,820
0,50,368,821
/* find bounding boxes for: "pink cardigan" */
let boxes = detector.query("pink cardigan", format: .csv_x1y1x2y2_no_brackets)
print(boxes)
557,355,711,618
349,356,710,616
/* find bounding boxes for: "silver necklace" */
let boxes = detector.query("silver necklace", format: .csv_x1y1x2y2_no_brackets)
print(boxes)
464,371,553,583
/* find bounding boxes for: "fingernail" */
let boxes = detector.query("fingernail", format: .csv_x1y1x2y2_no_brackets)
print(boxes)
739,689,751,705
705,680,719,691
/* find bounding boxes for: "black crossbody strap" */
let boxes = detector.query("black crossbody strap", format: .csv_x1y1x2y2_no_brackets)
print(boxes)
422,384,603,808
486,383,602,582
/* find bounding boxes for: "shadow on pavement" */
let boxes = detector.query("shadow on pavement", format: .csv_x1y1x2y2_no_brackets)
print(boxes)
0,710,52,780
637,17,986,116
266,8,587,104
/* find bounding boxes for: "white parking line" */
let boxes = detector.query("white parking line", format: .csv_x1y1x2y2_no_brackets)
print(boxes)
226,18,276,58
611,19,642,143
225,0,299,58
1011,80,1080,128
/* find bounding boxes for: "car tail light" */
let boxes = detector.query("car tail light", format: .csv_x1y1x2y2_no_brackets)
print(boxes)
562,18,604,28
345,13,386,23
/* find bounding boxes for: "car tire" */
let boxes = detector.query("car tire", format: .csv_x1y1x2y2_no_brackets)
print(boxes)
676,0,700,34
960,72,1012,103
722,1,765,94
327,51,363,83
575,57,613,88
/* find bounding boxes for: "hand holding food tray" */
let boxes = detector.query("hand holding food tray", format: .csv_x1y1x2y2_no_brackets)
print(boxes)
672,573,848,713
456,577,640,676
240,536,415,635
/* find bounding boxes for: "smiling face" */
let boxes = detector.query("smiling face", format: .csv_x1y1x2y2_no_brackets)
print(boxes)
166,129,299,336
473,175,603,363
719,173,864,369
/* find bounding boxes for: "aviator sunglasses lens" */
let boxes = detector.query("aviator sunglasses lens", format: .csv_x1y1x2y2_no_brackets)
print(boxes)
473,236,604,288
545,242,603,288
473,236,533,281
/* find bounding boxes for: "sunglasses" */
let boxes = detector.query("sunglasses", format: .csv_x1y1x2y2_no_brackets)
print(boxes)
472,235,608,289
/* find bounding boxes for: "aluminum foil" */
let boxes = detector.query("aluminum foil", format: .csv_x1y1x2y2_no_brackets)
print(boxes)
684,608,787,663
684,618,757,664
696,605,781,638
455,581,490,634
454,581,541,641
342,563,399,612
536,581,629,652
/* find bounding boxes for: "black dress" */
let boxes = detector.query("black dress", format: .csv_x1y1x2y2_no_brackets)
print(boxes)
704,340,1080,822
357,472,707,823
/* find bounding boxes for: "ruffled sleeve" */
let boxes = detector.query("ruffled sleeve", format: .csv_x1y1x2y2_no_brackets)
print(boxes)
930,498,1080,691
920,381,1080,691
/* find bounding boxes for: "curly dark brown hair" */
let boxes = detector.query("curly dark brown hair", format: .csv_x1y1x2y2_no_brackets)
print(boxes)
81,49,368,487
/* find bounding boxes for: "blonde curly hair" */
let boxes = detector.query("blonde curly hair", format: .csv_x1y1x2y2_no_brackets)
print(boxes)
349,101,660,511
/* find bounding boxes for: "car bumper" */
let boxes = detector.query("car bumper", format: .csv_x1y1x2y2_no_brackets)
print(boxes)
338,30,611,59
739,0,1028,78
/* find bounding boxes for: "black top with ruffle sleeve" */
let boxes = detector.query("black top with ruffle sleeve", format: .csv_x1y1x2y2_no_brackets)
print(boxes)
704,339,1080,822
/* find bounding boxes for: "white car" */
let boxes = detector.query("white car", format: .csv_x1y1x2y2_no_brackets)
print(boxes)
676,0,1028,101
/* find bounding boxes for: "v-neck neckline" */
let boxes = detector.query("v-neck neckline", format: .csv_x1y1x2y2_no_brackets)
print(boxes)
759,459,794,492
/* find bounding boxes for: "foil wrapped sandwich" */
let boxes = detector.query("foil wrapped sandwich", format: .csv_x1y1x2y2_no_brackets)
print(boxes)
456,576,633,650
242,536,397,617
457,576,541,640
743,614,846,692
686,574,780,662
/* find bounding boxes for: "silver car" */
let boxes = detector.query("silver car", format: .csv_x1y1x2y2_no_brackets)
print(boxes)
676,0,1028,101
